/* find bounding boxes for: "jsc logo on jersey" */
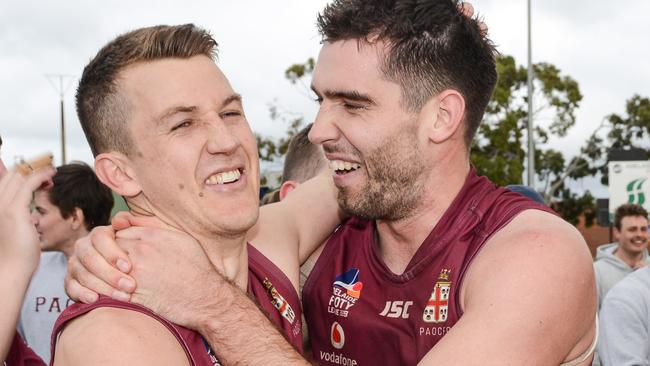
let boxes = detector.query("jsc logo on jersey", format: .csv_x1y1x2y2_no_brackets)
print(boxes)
422,268,452,323
328,268,363,317
379,300,413,319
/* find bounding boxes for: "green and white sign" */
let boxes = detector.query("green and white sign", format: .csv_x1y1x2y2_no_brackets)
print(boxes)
608,161,650,219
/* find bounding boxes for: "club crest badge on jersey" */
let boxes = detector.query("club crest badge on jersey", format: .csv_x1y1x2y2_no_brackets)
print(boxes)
263,278,296,324
327,268,363,317
422,268,452,323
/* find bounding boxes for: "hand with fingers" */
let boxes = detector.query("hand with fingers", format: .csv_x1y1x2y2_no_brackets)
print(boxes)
65,224,135,304
65,211,221,329
64,211,153,304
0,165,56,276
115,214,222,329
0,159,54,363
458,1,489,36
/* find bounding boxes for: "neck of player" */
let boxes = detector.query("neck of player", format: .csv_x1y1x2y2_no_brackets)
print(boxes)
200,234,249,289
375,157,470,275
129,203,250,290
615,246,645,268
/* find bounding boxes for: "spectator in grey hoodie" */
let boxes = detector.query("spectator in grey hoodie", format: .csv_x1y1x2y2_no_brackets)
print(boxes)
598,265,650,365
593,203,649,309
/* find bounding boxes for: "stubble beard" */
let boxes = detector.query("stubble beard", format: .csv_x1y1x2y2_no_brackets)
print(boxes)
338,129,425,222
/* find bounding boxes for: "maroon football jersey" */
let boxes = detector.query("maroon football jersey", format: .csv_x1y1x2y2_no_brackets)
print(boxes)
4,333,45,366
50,243,302,365
303,169,553,365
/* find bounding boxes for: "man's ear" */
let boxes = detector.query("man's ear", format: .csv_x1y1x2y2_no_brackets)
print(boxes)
94,152,142,197
421,89,466,144
70,207,85,231
279,180,299,201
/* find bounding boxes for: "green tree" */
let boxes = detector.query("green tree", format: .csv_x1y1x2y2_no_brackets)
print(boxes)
255,59,315,186
598,95,650,185
470,55,601,224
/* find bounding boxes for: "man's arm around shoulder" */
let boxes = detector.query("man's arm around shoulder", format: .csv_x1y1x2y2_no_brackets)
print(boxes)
249,171,341,276
420,209,597,365
53,307,190,366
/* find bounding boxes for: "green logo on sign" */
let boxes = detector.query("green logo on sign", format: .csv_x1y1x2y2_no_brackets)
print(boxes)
627,178,646,205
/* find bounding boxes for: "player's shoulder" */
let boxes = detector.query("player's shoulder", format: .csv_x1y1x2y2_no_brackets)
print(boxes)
53,306,190,365
494,209,588,258
469,208,594,290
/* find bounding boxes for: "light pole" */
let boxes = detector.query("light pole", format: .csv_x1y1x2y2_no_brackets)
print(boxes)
526,0,535,187
46,74,75,165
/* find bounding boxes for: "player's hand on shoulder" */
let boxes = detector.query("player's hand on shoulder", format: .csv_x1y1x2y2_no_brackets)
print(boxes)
65,224,135,304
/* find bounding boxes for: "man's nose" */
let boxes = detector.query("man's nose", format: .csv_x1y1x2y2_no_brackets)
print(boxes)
309,105,339,146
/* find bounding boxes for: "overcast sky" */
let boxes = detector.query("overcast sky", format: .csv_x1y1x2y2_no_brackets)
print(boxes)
1,0,648,197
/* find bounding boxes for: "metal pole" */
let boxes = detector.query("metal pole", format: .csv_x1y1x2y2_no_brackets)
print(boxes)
46,74,74,165
60,97,66,164
526,0,535,187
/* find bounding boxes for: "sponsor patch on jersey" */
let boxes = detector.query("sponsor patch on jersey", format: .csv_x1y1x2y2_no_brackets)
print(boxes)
379,300,414,319
263,278,296,324
330,321,345,349
333,268,363,299
328,268,363,317
321,322,357,365
422,268,452,323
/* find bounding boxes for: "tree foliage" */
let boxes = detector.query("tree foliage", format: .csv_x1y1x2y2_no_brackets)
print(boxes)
471,55,583,187
256,58,316,168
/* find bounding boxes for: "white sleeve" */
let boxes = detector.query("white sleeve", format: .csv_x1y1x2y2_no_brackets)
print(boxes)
598,286,650,366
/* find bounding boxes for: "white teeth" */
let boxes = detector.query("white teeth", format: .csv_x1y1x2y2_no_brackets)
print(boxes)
205,169,241,185
329,159,361,172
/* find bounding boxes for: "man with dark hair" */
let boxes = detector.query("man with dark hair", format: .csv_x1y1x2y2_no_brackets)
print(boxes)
52,24,338,365
32,162,114,255
0,135,54,365
301,1,595,364
594,203,648,308
65,2,596,365
17,162,113,362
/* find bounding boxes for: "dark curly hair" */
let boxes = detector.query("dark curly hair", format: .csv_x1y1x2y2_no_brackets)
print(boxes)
317,0,497,146
614,203,648,230
48,162,114,230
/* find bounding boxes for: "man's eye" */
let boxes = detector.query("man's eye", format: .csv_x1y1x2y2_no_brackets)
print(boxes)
313,96,323,105
171,121,192,131
343,102,365,110
221,111,242,118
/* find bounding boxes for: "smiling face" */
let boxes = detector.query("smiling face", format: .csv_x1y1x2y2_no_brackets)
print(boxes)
615,215,649,256
309,40,427,221
31,190,76,251
116,55,260,238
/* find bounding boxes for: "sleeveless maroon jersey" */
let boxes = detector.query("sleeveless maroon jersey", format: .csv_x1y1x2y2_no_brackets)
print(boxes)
4,333,44,366
50,243,302,365
302,169,554,365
